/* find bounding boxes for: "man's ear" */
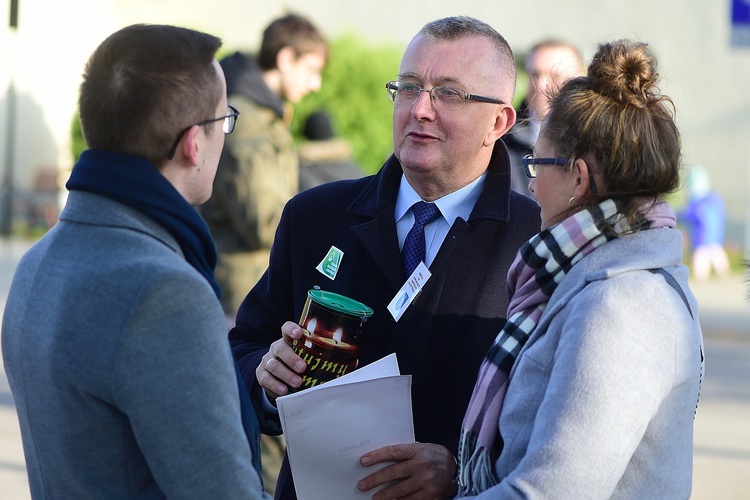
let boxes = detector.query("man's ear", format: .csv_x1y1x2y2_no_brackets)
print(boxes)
483,105,517,147
275,46,297,72
177,125,201,166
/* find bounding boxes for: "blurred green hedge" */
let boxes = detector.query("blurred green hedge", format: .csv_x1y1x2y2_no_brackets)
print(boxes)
291,33,403,175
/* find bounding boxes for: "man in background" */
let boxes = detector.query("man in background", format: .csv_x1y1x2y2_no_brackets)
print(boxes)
2,24,267,499
202,13,328,317
505,39,584,197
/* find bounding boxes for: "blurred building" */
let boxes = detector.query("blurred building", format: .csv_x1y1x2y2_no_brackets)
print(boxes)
1,0,749,252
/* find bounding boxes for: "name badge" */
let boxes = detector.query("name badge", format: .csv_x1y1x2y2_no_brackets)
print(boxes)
387,261,431,321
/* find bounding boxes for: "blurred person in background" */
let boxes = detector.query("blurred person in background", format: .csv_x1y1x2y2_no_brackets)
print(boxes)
458,39,703,498
202,13,328,318
679,164,731,280
298,109,364,191
505,39,584,197
2,24,267,499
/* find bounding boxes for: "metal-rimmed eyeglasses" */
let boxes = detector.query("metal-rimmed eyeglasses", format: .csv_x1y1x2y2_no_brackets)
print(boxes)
521,154,572,178
386,81,505,110
166,105,240,160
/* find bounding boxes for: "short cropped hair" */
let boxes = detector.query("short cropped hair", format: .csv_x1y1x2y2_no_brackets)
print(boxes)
420,16,517,103
257,13,328,71
79,24,223,167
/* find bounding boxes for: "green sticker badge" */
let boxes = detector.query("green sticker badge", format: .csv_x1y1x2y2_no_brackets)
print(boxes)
316,246,344,280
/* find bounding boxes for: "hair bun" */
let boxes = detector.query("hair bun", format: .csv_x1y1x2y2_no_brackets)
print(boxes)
588,40,659,108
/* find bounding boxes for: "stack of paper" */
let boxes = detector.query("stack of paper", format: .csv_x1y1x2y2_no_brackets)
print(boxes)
276,354,415,499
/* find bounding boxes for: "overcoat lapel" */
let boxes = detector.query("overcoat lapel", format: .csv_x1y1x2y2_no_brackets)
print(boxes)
349,155,406,291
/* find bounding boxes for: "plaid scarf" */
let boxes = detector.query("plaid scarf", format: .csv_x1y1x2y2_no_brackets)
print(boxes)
457,198,676,496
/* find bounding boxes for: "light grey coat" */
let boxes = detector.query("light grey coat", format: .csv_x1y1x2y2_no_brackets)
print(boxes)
464,227,703,499
2,191,266,499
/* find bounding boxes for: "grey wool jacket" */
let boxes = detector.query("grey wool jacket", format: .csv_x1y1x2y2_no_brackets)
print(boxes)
2,191,267,499
462,226,703,499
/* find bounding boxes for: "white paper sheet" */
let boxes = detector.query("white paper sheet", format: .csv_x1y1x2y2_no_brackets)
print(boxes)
277,354,415,500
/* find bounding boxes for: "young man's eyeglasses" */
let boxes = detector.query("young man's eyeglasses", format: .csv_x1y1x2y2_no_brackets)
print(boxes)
386,81,505,110
166,105,240,160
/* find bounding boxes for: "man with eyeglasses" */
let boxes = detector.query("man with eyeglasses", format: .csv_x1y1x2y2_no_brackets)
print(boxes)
2,24,268,499
230,16,540,499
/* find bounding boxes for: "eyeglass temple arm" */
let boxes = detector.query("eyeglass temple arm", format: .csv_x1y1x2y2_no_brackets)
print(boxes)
466,94,505,105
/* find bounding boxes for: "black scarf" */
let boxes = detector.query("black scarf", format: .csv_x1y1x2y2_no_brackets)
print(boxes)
67,149,221,297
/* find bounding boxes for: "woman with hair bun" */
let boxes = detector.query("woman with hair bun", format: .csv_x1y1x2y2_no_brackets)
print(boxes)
456,40,704,498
